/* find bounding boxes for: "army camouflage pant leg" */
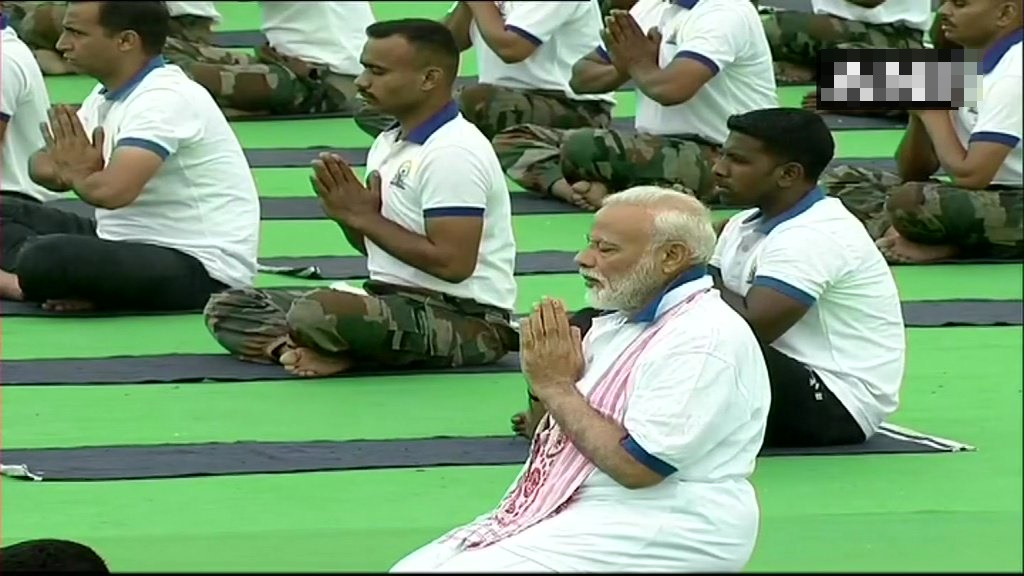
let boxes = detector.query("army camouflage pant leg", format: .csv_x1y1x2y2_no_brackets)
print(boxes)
205,287,512,368
823,164,1024,259
760,10,926,70
458,83,613,140
493,125,717,202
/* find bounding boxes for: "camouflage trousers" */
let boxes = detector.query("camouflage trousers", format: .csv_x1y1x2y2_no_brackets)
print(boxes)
760,9,926,72
204,281,518,369
492,125,719,203
822,165,1024,259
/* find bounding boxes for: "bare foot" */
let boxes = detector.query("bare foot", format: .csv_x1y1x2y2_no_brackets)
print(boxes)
0,270,25,301
773,61,815,84
548,180,588,210
41,299,95,312
510,410,541,439
571,181,610,211
279,347,353,377
876,232,957,264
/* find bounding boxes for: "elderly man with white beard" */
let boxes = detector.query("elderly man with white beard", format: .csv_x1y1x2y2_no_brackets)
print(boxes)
390,186,771,573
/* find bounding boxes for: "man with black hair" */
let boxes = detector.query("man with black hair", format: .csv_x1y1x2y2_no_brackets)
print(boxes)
823,0,1023,264
709,107,906,448
205,19,518,378
0,0,260,313
0,538,110,572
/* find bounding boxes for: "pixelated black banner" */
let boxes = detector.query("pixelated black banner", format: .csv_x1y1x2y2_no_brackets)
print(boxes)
816,48,982,112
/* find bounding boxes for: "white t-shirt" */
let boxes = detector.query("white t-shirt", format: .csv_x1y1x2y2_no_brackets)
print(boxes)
710,189,907,438
599,0,778,144
258,1,375,76
75,59,260,288
164,1,221,21
953,31,1022,187
363,102,517,311
1,26,60,202
472,0,615,103
474,271,770,571
812,0,932,32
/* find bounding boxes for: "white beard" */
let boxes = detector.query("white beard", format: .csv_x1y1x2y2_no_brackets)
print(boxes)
583,256,661,313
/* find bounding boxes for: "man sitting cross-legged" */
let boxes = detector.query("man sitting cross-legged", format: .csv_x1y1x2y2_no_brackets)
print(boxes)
710,108,906,448
493,0,778,211
393,187,770,573
429,0,615,142
0,1,260,313
822,0,1023,264
204,19,519,378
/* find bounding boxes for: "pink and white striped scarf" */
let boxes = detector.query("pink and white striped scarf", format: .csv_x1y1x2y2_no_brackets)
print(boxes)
445,289,709,550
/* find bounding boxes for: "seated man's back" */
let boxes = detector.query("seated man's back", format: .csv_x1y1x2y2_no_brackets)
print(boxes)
710,107,906,447
1,17,59,203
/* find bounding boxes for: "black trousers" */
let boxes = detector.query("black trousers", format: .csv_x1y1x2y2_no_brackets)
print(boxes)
568,308,866,448
0,195,227,311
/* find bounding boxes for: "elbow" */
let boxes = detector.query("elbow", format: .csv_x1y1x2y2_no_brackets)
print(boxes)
87,182,143,210
433,256,477,284
645,85,694,107
496,48,530,64
615,465,665,490
949,172,993,190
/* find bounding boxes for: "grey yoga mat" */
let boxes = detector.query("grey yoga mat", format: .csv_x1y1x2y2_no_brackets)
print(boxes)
260,251,1019,282
0,423,972,482
50,193,584,221
0,298,1020,381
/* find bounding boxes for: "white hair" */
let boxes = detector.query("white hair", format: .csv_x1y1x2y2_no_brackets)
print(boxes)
599,186,717,265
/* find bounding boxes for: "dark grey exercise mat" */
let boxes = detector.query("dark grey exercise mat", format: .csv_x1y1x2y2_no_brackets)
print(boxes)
246,147,368,168
0,424,970,482
0,299,201,318
0,352,523,386
213,30,266,48
49,194,582,222
260,251,1019,282
902,300,1022,327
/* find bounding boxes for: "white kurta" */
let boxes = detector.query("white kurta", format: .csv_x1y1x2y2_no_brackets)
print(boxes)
392,272,772,573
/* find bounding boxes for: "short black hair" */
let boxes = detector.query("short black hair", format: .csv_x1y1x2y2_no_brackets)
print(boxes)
365,18,460,80
70,1,170,56
0,539,110,572
726,108,836,181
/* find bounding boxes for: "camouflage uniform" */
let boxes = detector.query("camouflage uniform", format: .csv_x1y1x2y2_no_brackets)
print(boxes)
3,2,241,74
760,8,926,75
492,125,720,203
822,164,1024,260
456,84,613,140
204,280,519,369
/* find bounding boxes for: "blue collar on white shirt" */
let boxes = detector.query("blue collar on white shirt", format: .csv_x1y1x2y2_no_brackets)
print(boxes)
981,27,1023,75
630,265,711,323
100,56,166,101
0,14,8,30
667,0,700,7
387,100,461,145
742,186,826,234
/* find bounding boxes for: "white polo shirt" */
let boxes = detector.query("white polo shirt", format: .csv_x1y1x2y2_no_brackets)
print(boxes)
953,29,1022,187
472,0,615,104
710,188,907,438
1,24,60,202
258,1,375,76
165,1,221,21
363,102,517,312
812,0,932,32
75,58,260,288
477,269,770,571
598,0,777,144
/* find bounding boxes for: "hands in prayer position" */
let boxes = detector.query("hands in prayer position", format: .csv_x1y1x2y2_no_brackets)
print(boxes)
602,9,661,73
520,298,586,402
310,152,383,226
40,105,105,187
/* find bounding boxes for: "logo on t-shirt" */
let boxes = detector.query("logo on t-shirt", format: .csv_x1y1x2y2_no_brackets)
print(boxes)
390,160,413,190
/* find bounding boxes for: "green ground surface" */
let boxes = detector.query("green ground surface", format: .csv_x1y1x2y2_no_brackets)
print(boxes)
2,1,1021,573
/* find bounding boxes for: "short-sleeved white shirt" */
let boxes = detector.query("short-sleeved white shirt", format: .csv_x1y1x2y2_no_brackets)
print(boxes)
488,269,770,571
258,1,375,76
164,1,221,21
598,0,778,144
710,189,907,437
1,25,60,202
953,30,1022,187
363,102,517,311
472,0,615,104
75,58,261,288
811,0,932,32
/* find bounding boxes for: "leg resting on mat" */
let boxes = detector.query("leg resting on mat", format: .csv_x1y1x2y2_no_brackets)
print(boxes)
204,287,312,363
